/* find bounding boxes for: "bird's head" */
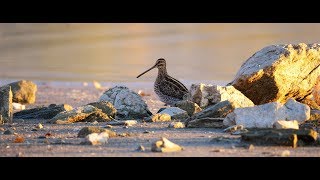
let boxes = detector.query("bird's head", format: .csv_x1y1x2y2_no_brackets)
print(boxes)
137,58,167,78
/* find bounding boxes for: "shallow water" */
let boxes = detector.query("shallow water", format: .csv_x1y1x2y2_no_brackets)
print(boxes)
0,23,320,83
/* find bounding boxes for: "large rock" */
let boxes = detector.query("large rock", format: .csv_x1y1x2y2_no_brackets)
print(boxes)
48,105,111,124
0,85,13,123
8,80,37,104
186,100,243,125
230,43,320,105
223,99,310,128
187,84,254,109
174,100,202,116
158,107,189,121
99,86,152,120
87,101,117,118
13,104,73,119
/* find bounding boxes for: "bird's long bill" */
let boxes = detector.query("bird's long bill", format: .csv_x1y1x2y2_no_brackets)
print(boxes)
136,65,156,78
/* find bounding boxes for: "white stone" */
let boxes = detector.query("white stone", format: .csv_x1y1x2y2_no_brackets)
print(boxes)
273,120,299,130
83,132,109,145
12,103,25,110
188,83,254,108
99,86,151,119
223,99,310,128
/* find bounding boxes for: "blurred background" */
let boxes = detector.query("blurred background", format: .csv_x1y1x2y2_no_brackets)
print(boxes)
0,23,319,83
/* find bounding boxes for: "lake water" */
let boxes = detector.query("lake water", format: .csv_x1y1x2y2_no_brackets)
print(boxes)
0,23,320,84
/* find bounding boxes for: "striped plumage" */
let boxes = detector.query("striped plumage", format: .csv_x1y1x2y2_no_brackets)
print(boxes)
137,58,188,106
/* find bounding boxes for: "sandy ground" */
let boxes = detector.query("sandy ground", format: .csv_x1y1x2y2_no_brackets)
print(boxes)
1,82,320,157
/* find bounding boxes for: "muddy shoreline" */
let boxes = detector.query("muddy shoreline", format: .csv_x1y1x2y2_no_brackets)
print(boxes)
1,83,320,157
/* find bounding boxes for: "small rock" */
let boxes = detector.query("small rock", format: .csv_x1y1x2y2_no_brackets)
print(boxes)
16,152,23,157
31,128,38,131
0,127,5,131
93,80,102,90
107,120,137,126
8,80,37,104
45,132,52,137
105,125,113,129
174,100,202,116
3,129,13,135
12,103,25,110
91,121,99,125
223,125,245,133
11,127,16,131
118,132,132,137
231,129,248,135
138,90,150,97
0,85,13,123
36,123,43,129
143,130,154,134
241,128,318,147
83,82,88,87
14,104,73,119
273,120,299,130
123,126,129,129
309,109,320,121
281,150,291,157
151,113,171,122
186,100,240,125
248,144,255,151
151,137,183,152
77,126,116,138
158,107,189,121
168,122,185,128
187,84,254,109
14,136,25,143
87,101,117,118
82,132,109,145
187,118,224,128
124,120,137,126
136,145,145,152
49,105,111,124
211,149,225,152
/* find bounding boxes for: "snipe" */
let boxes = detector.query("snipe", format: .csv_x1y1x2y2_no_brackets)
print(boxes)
136,58,189,106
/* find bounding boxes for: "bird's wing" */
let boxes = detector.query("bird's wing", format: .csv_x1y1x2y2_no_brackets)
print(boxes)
158,76,189,100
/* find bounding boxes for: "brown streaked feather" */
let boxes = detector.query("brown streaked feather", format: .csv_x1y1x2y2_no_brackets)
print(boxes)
157,75,188,100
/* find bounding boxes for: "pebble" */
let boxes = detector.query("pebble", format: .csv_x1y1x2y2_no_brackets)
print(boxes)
211,149,225,152
248,144,255,151
136,145,145,152
281,150,291,157
4,129,13,135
